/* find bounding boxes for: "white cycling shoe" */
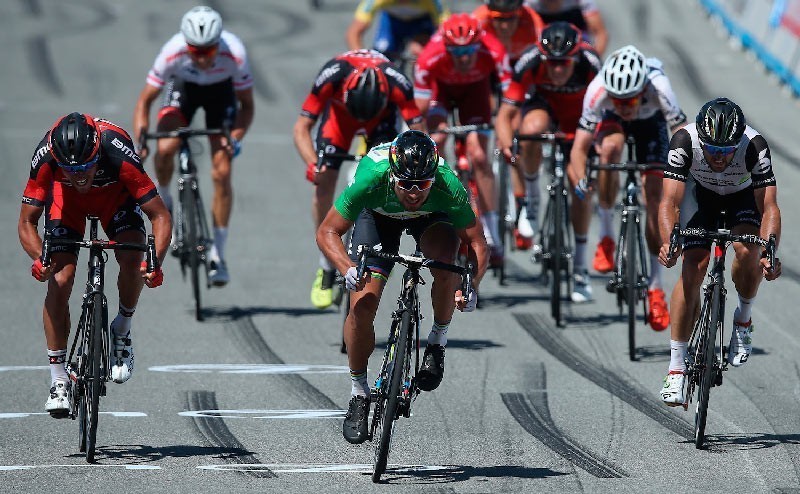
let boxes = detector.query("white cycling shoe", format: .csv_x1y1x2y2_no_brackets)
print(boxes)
660,372,686,406
46,381,72,416
110,332,134,384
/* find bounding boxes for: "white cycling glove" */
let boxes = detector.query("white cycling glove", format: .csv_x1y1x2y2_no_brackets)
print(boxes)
462,288,478,312
345,266,361,291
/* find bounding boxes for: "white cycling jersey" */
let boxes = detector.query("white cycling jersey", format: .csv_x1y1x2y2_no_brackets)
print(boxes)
146,31,254,91
578,58,686,132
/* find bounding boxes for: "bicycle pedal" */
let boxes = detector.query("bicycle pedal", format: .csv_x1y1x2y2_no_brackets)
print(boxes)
605,279,617,293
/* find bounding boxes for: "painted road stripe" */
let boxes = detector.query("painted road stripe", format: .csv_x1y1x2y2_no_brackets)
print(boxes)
148,364,349,374
179,409,345,419
197,463,448,473
0,464,159,471
0,412,147,418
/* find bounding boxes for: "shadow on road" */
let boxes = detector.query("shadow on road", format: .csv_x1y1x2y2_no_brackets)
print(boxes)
694,433,800,452
373,339,502,351
70,444,251,463
200,305,329,321
375,464,569,484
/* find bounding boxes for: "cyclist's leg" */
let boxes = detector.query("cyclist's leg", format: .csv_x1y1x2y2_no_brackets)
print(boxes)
518,101,552,239
154,77,193,212
593,123,624,273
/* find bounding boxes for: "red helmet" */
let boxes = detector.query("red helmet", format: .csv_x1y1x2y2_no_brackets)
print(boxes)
343,65,389,121
442,13,481,47
49,112,101,168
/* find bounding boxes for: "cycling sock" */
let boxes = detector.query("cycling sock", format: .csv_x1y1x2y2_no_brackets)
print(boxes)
112,303,135,337
48,349,68,383
574,235,588,271
350,368,369,397
649,255,662,290
427,320,450,347
319,253,333,272
212,227,228,262
156,185,173,213
736,295,755,323
669,340,688,373
481,211,500,246
598,207,614,239
524,173,540,221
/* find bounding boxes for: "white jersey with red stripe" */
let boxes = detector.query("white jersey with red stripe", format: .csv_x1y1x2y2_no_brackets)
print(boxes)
146,31,254,91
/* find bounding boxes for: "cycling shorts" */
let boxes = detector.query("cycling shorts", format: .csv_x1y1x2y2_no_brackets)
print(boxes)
373,12,436,57
157,77,237,129
347,209,452,279
521,93,582,135
595,111,669,176
428,79,493,126
45,194,146,256
683,186,761,251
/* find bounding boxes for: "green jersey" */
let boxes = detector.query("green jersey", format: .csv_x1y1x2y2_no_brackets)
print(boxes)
334,142,475,229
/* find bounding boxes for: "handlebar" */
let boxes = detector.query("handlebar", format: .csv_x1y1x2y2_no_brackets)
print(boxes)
139,126,231,155
666,223,777,269
430,123,493,136
510,132,575,165
41,232,158,273
316,149,362,173
589,162,666,172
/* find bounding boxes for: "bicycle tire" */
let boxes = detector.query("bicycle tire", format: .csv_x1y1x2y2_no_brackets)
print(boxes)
340,290,350,354
625,214,638,361
551,180,563,326
183,182,203,321
76,319,90,453
373,310,410,482
86,292,104,462
496,155,510,286
694,284,721,448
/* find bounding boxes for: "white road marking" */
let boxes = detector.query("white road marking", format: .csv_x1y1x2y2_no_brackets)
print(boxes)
0,366,48,372
0,412,147,419
0,464,159,471
196,463,448,473
179,409,345,419
148,363,349,374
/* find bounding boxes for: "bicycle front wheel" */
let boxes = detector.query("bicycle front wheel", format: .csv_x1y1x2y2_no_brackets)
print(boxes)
694,284,721,448
182,183,203,321
551,181,563,326
86,292,105,462
373,310,410,482
625,215,638,360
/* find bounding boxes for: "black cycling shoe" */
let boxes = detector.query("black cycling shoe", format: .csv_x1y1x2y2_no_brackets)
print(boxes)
342,395,370,444
416,344,445,392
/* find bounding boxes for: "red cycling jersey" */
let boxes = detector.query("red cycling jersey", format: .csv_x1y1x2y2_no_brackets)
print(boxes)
502,43,601,133
23,117,157,234
472,5,544,64
299,49,422,149
414,29,511,99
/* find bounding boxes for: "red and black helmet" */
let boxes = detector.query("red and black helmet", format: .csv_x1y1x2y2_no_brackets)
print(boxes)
343,65,389,121
485,0,523,13
48,112,100,167
539,22,581,59
442,13,481,47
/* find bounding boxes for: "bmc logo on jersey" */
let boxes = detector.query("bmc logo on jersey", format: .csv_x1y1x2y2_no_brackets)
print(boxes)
31,143,51,169
315,64,341,88
111,138,141,163
384,66,411,90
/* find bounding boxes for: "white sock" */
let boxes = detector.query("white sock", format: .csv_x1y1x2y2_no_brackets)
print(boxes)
48,349,68,383
481,211,500,246
574,235,588,272
598,207,614,239
427,320,450,347
112,303,135,337
736,295,755,323
211,227,228,262
649,254,662,290
319,253,333,271
156,185,172,212
669,340,688,373
350,368,369,397
524,173,540,220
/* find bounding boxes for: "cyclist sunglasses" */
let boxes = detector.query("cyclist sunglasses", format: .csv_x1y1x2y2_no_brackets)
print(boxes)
609,94,642,108
394,176,435,192
58,154,100,174
544,56,577,67
187,43,219,57
701,142,737,158
447,44,479,57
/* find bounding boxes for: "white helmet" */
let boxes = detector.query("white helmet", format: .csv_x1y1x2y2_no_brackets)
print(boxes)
602,45,648,98
181,6,222,47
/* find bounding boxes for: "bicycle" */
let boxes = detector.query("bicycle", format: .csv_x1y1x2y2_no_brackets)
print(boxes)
140,127,230,321
316,148,363,354
512,132,574,327
667,221,776,448
41,215,156,462
354,245,472,482
589,135,664,360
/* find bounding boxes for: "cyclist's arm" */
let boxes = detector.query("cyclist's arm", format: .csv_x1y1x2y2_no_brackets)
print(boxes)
584,11,608,55
316,208,356,276
345,18,370,51
567,128,593,188
755,185,781,249
232,88,254,142
293,115,318,166
139,196,172,266
18,203,44,261
415,97,431,118
133,84,162,154
458,219,489,289
495,101,520,157
657,176,685,267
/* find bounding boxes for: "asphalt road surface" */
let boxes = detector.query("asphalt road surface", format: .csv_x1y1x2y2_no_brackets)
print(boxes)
2,0,800,492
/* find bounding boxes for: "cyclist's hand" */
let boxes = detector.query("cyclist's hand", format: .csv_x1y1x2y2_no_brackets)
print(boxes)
138,144,149,162
761,255,781,281
456,288,477,312
574,177,591,200
140,261,164,288
306,162,321,184
345,266,368,291
31,258,53,282
658,243,679,268
501,146,517,165
223,136,241,158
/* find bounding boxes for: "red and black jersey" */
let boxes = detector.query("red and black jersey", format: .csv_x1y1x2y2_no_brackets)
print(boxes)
299,49,422,127
502,43,601,132
23,118,158,209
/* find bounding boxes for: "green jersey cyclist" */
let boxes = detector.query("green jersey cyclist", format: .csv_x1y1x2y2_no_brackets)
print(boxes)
316,130,489,444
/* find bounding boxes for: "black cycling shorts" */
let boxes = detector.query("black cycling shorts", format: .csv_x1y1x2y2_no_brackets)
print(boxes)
159,77,237,129
683,185,761,251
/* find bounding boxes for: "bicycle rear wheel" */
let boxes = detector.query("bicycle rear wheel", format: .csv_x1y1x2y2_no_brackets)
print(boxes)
86,292,105,462
551,182,563,326
694,284,721,448
625,215,638,360
373,310,410,482
182,183,203,321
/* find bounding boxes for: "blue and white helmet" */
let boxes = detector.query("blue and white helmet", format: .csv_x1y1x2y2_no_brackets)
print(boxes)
181,6,222,47
602,45,649,98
